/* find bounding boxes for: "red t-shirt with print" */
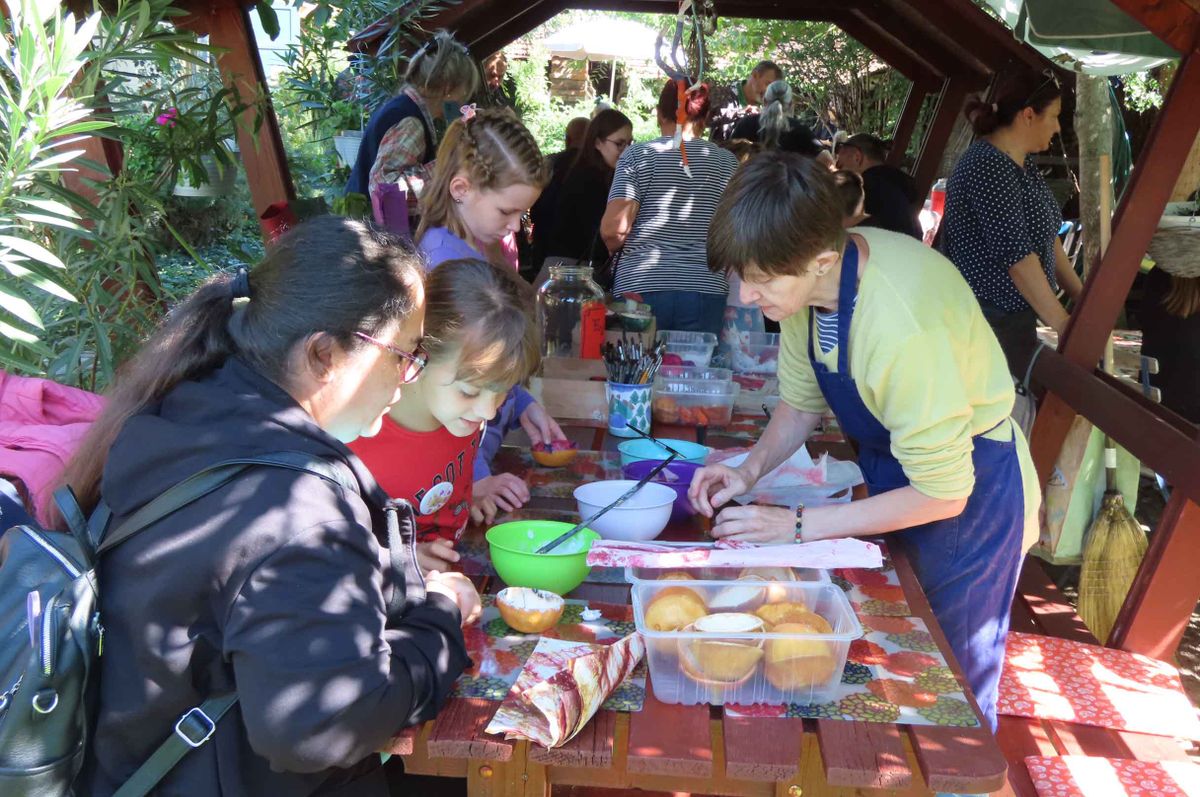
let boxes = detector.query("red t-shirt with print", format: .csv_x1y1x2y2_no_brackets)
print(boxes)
350,416,482,543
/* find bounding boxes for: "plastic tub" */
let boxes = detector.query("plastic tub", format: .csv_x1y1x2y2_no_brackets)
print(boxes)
731,331,781,375
652,380,738,427
573,480,676,541
486,520,601,595
659,330,718,368
632,580,860,706
625,561,830,585
620,459,702,522
617,437,710,467
656,365,733,384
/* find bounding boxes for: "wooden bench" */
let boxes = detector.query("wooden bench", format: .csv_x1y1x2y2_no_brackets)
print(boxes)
998,557,1197,796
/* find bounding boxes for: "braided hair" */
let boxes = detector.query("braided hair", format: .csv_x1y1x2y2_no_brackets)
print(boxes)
416,108,549,255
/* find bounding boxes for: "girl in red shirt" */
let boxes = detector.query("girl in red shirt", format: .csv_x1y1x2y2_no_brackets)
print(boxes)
351,258,540,571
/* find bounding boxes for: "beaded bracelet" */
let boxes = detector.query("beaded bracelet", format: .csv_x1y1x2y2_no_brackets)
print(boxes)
794,503,806,543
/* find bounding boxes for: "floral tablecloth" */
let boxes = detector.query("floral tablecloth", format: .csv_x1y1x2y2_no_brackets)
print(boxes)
454,595,648,713
1025,755,1200,797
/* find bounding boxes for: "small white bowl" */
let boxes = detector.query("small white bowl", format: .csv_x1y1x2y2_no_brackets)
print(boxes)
573,480,676,541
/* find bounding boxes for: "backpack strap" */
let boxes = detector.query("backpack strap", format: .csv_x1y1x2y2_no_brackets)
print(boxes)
111,693,238,797
52,485,95,563
383,500,425,617
96,452,354,557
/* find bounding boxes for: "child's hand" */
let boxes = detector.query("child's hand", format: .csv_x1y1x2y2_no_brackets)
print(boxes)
416,538,460,573
471,473,530,525
426,570,482,625
519,401,567,449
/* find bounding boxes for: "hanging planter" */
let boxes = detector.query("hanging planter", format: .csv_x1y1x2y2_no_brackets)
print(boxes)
173,153,238,198
333,130,363,168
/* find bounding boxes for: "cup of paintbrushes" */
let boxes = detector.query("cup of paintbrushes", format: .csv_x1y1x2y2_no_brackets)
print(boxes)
605,380,652,438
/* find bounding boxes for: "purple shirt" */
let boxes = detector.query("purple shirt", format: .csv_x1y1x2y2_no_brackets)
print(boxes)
417,226,536,480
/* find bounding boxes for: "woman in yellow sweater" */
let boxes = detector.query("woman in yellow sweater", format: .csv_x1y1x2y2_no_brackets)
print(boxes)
690,152,1039,731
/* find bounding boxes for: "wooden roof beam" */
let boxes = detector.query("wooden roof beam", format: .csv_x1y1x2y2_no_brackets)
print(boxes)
826,10,943,85
470,0,571,56
884,0,1051,75
850,2,984,80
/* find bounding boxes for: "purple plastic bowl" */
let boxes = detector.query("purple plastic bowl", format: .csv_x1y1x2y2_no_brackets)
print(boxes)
621,459,701,522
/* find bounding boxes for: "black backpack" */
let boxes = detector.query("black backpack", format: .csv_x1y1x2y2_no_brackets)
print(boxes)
0,452,423,796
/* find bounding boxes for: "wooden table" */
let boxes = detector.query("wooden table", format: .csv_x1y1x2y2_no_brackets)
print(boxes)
391,421,1009,796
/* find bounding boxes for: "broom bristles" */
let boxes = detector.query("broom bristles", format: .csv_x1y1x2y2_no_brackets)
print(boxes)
1078,492,1149,643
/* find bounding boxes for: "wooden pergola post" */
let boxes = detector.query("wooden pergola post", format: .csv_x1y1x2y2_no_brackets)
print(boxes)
177,0,295,237
911,76,970,198
888,79,931,164
1029,52,1200,485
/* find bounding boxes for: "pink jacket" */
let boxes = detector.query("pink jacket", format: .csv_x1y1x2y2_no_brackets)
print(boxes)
0,371,103,523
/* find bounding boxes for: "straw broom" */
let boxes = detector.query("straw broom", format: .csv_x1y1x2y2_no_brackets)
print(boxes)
1076,155,1149,643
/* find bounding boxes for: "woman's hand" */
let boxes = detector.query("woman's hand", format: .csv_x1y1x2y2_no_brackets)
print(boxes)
688,464,756,517
471,473,530,524
426,570,483,625
416,538,460,572
520,402,566,449
709,504,795,544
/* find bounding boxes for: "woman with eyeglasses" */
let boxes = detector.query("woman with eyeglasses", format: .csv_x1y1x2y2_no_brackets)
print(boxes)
540,109,634,287
71,216,477,796
940,70,1083,410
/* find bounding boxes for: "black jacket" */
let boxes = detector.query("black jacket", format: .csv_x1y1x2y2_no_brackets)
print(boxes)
545,162,612,265
860,164,922,239
1140,267,1200,425
84,357,470,796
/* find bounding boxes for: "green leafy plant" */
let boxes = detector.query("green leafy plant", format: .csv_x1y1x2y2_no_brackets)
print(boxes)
0,0,230,386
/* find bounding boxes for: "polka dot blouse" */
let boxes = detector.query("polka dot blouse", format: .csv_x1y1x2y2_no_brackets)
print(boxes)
940,140,1062,314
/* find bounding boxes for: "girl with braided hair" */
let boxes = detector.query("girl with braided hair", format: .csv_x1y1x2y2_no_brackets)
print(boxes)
414,108,569,528
416,107,550,270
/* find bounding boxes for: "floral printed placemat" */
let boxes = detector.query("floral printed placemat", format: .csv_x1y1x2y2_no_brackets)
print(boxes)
455,595,647,713
1025,755,1200,797
723,614,979,727
831,558,913,617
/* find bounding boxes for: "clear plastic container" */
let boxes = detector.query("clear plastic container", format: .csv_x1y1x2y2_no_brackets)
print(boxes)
537,265,606,359
632,580,860,706
659,330,718,368
626,561,830,584
656,365,733,385
651,378,738,427
731,331,781,375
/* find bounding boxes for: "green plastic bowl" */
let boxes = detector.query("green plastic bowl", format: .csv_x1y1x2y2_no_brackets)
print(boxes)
485,521,601,596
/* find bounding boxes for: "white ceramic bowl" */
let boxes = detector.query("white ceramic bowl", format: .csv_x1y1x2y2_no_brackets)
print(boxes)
573,480,676,541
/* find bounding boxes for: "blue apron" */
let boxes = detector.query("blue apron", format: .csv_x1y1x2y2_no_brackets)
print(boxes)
807,240,1024,732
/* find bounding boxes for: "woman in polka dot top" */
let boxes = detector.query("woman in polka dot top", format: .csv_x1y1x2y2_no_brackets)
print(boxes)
940,71,1083,386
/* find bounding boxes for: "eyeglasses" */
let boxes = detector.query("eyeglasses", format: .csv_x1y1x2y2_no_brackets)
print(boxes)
354,331,428,384
603,137,633,150
1024,69,1061,108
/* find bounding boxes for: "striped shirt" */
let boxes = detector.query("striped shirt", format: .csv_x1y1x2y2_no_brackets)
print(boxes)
814,297,857,355
608,136,738,296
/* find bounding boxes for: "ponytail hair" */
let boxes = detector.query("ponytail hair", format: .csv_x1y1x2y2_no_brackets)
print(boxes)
758,79,793,150
964,69,1062,136
57,216,424,516
656,79,712,125
423,258,541,392
416,107,549,246
404,29,479,100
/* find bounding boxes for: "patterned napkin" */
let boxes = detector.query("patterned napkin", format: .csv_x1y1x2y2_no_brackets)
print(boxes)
1025,756,1200,797
998,632,1200,740
832,562,913,617
485,633,645,748
455,596,647,712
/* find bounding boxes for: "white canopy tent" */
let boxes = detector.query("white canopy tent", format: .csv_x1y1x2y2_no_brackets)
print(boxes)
540,18,657,98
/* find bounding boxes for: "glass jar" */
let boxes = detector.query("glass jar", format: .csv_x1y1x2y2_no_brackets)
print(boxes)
537,265,606,359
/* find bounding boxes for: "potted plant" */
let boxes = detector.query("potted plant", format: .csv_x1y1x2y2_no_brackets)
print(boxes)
330,99,367,167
